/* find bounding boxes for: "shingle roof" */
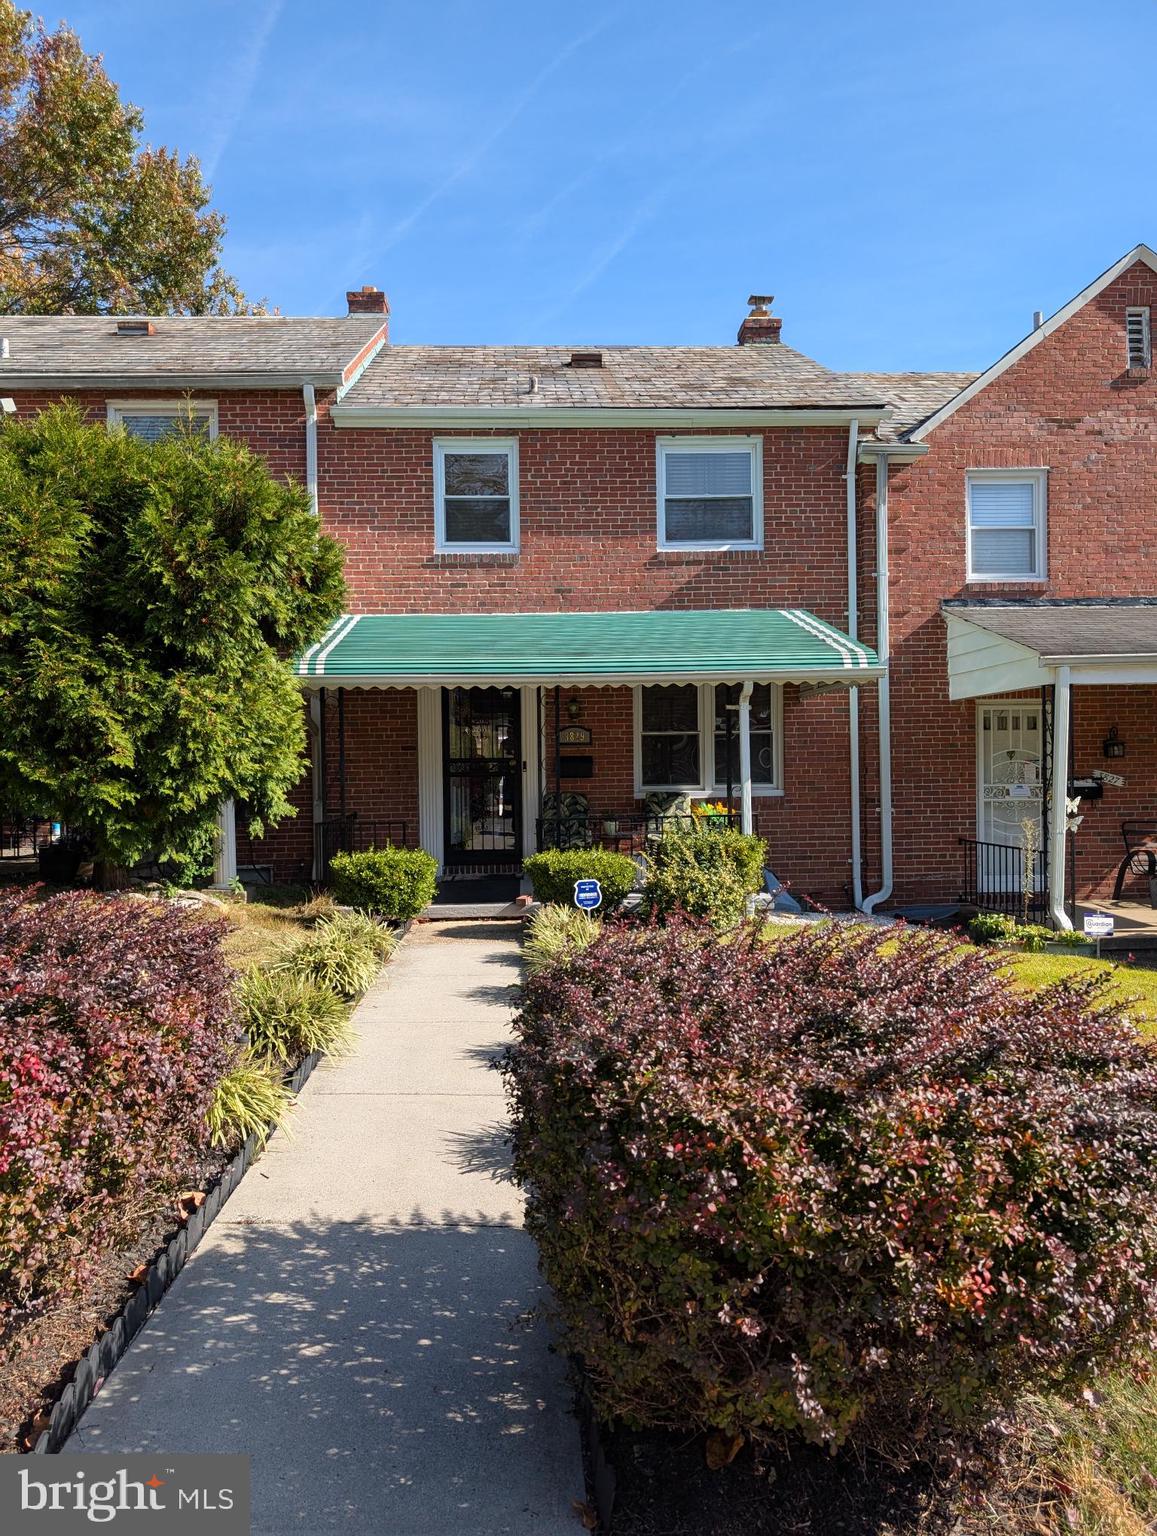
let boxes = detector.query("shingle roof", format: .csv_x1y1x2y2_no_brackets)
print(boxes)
943,598,1157,658
841,371,979,439
338,343,891,411
0,314,387,386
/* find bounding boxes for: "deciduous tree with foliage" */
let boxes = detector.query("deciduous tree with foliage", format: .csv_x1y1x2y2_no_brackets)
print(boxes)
0,2,249,314
0,405,345,877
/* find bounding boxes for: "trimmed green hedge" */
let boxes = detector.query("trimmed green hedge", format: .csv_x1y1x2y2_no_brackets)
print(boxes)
522,848,638,910
329,846,438,922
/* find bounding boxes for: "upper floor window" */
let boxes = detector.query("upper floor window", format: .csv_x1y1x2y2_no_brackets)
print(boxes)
657,437,762,550
635,681,782,793
1126,307,1151,369
433,438,519,553
107,399,217,440
965,470,1047,582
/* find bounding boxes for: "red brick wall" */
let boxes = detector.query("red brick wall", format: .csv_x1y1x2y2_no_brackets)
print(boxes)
10,388,314,482
885,260,1157,902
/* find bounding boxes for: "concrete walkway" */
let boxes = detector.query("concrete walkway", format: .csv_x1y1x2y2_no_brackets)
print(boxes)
70,921,584,1535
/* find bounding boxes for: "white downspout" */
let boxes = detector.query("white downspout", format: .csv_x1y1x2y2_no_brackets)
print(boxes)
302,382,318,515
212,799,237,888
862,451,894,914
1049,666,1073,930
845,419,863,908
738,681,754,835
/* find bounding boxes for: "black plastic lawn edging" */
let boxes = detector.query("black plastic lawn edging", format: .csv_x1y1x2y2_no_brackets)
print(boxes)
32,1047,327,1455
575,1370,617,1532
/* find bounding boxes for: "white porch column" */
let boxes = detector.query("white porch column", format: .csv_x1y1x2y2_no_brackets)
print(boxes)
416,686,444,871
308,691,324,881
212,799,237,888
1048,666,1073,931
521,685,542,859
738,681,754,836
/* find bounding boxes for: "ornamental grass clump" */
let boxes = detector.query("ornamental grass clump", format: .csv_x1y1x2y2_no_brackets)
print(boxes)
206,1050,294,1152
238,969,353,1066
522,904,602,975
0,888,237,1326
503,917,1157,1458
274,912,384,999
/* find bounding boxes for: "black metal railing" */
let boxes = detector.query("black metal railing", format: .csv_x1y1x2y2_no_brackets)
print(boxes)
316,815,412,876
536,810,742,852
0,817,57,858
959,837,1047,917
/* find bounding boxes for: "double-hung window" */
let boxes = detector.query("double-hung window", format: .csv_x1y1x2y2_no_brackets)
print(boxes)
965,470,1047,581
434,438,519,553
657,437,762,550
635,682,782,792
107,399,217,441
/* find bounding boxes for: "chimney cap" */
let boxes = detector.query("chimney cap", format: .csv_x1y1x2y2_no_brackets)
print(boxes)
746,294,775,313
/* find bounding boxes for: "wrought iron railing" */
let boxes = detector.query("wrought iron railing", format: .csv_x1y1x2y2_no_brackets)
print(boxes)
0,817,56,858
959,837,1047,917
316,815,412,876
536,810,742,852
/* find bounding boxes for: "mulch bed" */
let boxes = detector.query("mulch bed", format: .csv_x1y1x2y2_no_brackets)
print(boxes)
604,1426,990,1536
0,1148,226,1454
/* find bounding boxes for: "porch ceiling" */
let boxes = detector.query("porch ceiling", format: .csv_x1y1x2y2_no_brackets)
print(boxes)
944,600,1157,698
295,608,881,688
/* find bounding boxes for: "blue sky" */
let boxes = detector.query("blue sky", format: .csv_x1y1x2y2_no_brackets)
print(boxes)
62,0,1155,369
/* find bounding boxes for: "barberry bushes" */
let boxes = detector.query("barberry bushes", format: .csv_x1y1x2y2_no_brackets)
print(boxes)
504,918,1157,1456
0,890,236,1326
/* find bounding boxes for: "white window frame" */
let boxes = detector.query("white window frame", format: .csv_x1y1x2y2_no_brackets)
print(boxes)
1126,306,1151,369
710,682,784,796
633,682,784,795
965,468,1047,584
656,435,763,552
433,437,519,554
106,399,219,439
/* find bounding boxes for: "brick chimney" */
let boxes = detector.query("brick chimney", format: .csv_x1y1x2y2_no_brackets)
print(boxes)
737,294,782,345
346,284,390,317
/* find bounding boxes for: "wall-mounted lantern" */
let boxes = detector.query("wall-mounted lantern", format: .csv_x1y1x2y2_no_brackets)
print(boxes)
566,694,582,721
1103,726,1126,759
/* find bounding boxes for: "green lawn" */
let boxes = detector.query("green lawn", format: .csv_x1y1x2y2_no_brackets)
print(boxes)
1001,950,1157,1035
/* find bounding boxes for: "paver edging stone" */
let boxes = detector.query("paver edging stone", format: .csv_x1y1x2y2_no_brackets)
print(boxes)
31,923,409,1455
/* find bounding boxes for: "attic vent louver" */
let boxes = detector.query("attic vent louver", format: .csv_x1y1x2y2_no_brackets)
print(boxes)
115,319,156,337
568,350,603,368
1126,307,1150,369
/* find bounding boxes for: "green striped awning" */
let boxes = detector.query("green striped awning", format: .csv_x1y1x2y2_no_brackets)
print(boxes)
295,609,880,688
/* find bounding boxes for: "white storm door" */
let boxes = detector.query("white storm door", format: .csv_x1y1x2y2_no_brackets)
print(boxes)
977,701,1044,892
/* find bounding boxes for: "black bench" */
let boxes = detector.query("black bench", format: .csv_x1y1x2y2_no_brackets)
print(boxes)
1112,821,1157,901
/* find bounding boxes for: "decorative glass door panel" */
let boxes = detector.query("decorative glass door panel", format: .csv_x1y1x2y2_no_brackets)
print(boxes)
443,687,521,865
978,702,1043,891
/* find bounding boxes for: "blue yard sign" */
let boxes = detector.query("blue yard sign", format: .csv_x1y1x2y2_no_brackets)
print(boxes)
574,879,602,911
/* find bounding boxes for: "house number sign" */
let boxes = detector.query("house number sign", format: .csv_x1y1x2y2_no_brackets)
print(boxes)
558,724,592,745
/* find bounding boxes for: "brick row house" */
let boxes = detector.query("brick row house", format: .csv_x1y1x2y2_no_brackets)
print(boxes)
4,248,1157,924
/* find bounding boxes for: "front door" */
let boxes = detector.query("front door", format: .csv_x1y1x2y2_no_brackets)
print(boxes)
977,700,1044,891
443,687,522,869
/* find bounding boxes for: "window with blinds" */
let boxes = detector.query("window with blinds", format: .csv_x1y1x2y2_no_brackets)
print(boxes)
657,437,762,549
966,472,1046,580
107,401,217,441
1126,307,1151,369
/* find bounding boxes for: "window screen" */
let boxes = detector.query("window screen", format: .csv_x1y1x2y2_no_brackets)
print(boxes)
968,478,1041,577
661,445,756,545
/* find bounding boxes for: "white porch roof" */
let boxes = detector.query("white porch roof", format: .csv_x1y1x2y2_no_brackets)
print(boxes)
944,600,1157,698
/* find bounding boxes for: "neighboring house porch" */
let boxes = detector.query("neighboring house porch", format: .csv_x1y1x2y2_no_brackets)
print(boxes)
945,600,1157,932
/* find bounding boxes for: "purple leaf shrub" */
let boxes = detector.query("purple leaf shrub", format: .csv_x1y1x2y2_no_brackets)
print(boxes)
0,888,237,1327
503,918,1157,1454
